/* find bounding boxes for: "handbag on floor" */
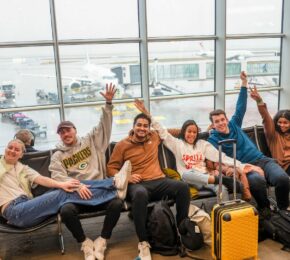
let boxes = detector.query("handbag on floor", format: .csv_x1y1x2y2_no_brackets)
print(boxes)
188,204,211,246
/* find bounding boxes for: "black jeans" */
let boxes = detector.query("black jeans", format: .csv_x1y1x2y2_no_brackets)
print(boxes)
127,177,190,242
60,198,123,243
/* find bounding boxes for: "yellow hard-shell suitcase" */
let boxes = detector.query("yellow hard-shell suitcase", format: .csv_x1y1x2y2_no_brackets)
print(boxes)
211,139,259,260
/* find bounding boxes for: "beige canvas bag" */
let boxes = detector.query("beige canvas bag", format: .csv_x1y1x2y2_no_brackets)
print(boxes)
188,204,211,246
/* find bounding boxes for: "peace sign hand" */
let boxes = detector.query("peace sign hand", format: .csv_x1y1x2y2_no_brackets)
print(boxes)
249,85,262,102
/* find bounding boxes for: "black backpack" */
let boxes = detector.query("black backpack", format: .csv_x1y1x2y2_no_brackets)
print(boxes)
147,200,179,256
263,210,290,251
178,218,204,251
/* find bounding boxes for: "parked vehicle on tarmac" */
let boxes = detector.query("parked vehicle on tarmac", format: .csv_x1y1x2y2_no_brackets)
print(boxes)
0,81,16,99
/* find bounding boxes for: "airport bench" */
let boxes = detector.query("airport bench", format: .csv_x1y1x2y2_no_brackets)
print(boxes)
0,125,271,254
0,143,176,254
0,150,61,251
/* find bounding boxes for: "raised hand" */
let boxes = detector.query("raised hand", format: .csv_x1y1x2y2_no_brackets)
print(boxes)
240,71,248,86
249,85,262,102
134,98,150,116
100,83,117,103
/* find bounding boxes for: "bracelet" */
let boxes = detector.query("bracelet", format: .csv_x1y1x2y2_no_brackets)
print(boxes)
106,101,112,105
256,98,263,105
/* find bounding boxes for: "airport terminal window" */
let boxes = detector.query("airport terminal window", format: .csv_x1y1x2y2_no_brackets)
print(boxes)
0,109,60,153
150,96,214,131
247,61,279,80
129,65,141,84
0,46,58,108
226,38,281,90
227,0,283,34
147,0,215,37
149,63,199,81
225,90,278,128
206,63,214,79
0,0,52,42
64,103,139,142
63,97,215,142
148,41,215,96
0,1,286,154
226,63,242,77
59,43,140,103
55,0,138,39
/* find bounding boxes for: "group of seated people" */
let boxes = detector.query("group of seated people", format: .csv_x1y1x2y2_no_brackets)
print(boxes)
0,71,290,260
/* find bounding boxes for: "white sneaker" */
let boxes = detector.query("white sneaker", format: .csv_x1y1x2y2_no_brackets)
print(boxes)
115,160,131,199
94,236,107,260
138,241,151,260
81,238,95,260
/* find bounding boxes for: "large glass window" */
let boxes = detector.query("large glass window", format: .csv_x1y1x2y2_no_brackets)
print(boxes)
150,96,214,131
0,1,286,153
226,38,281,90
227,0,283,34
0,0,52,42
59,43,141,103
147,0,215,37
55,0,138,39
0,109,60,153
225,90,279,127
0,47,58,108
148,41,215,97
64,103,139,142
64,96,215,144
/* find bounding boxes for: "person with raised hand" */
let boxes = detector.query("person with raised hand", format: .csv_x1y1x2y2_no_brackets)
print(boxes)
49,83,131,260
134,99,263,201
208,71,289,217
250,85,290,176
107,105,190,260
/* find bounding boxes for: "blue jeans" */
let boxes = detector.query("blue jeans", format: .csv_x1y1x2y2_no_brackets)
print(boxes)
246,172,269,209
251,157,289,210
3,179,117,228
182,171,229,201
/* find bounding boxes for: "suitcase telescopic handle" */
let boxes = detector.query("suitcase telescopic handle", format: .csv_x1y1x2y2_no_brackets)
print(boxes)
218,139,237,145
217,139,237,204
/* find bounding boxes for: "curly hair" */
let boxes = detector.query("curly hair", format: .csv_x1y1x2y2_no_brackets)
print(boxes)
273,110,290,134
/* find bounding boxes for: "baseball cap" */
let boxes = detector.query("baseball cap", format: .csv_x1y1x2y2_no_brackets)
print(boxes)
57,121,76,133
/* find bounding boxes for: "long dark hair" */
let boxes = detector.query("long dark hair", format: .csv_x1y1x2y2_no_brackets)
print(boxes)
273,110,290,134
179,120,199,146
